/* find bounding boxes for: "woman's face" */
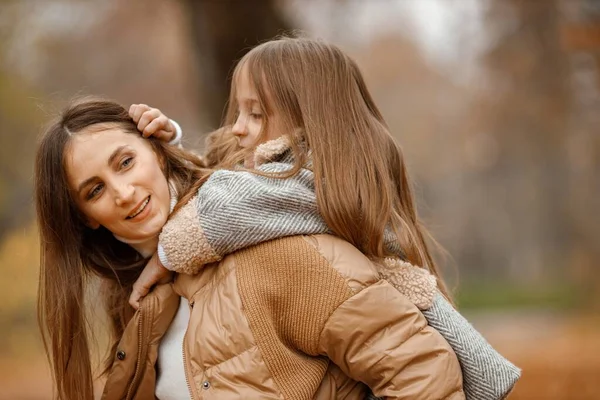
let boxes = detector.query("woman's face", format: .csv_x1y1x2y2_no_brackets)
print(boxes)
65,125,171,242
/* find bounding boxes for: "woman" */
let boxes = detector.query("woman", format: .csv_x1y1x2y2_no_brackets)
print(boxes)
35,99,464,399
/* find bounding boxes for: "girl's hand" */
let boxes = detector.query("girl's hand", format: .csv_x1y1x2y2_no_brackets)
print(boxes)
129,252,174,310
129,104,176,142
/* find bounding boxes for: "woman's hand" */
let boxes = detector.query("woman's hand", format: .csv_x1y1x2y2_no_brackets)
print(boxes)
129,104,177,142
129,252,174,310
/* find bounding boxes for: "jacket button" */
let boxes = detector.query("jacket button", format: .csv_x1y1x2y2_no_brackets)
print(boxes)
202,381,210,390
116,350,126,361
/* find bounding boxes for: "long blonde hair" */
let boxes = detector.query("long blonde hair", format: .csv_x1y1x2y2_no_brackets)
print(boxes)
34,99,209,400
223,36,451,299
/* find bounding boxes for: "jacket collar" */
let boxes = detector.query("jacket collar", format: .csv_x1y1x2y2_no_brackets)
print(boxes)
102,284,179,400
253,135,293,167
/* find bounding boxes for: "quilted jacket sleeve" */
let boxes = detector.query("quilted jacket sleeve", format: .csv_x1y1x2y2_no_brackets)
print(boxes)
317,278,465,400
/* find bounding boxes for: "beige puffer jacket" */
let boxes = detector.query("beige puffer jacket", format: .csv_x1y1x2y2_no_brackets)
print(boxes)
102,235,464,400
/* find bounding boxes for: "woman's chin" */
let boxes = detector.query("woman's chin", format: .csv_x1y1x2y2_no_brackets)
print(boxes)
115,218,165,244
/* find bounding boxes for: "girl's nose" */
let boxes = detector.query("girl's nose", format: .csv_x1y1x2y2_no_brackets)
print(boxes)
231,114,247,136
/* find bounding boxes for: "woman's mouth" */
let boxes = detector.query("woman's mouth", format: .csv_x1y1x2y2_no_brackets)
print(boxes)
126,196,150,220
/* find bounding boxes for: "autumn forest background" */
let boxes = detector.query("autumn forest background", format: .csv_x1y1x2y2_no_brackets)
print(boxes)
0,0,599,399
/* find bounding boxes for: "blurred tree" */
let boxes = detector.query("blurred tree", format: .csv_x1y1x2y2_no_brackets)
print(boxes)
182,0,292,128
0,69,42,242
558,0,600,308
462,0,571,282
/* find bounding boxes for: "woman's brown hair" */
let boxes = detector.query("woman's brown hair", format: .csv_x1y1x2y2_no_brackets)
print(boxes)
35,98,208,400
223,36,451,299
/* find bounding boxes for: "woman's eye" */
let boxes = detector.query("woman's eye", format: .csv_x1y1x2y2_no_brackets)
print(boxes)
250,112,263,119
88,183,104,200
120,157,134,169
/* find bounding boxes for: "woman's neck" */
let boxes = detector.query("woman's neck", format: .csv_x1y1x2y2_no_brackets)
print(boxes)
114,235,159,258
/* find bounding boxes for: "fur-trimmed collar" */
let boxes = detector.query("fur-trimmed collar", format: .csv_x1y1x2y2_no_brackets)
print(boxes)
253,136,292,167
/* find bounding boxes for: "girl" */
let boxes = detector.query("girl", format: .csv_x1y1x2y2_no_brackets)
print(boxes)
35,99,463,399
131,37,520,400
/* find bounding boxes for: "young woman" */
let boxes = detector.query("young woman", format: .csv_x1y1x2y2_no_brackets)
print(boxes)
131,36,520,400
35,98,464,399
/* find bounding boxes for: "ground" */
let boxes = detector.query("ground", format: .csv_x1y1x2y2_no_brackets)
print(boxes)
1,311,598,399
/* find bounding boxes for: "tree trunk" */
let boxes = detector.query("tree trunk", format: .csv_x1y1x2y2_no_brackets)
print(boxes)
183,0,293,128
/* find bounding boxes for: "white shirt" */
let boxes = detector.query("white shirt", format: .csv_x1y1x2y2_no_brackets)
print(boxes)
155,297,192,400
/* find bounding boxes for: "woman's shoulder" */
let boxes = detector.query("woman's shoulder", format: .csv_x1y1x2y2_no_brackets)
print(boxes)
300,234,380,291
233,234,380,294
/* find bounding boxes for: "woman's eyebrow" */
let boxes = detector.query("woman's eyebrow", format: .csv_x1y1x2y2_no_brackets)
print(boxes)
107,145,128,166
77,176,97,195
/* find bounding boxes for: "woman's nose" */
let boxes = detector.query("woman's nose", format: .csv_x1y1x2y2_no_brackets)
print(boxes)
114,183,135,206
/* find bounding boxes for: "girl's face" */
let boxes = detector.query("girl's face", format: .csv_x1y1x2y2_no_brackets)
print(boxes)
231,65,284,149
65,125,171,242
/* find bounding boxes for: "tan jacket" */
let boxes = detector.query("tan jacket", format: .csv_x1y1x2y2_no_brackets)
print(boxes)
102,235,464,400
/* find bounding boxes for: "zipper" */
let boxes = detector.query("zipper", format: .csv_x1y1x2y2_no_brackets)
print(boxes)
182,330,195,399
182,299,196,399
125,297,154,400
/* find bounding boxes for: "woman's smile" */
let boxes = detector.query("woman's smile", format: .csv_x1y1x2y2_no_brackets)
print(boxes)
126,195,151,220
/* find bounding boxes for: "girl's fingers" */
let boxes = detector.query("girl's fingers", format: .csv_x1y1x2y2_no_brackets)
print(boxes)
137,109,162,136
154,129,172,141
129,104,150,123
143,115,170,138
129,290,141,310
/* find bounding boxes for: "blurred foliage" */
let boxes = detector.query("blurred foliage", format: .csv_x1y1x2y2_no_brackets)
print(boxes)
456,281,582,311
0,223,40,359
0,68,44,241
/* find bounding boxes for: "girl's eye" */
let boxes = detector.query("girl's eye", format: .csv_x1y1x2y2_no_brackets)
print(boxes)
120,157,134,169
88,183,104,200
250,112,263,119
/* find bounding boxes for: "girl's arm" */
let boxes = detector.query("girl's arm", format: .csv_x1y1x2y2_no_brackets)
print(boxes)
128,252,173,310
158,162,329,274
422,294,521,400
